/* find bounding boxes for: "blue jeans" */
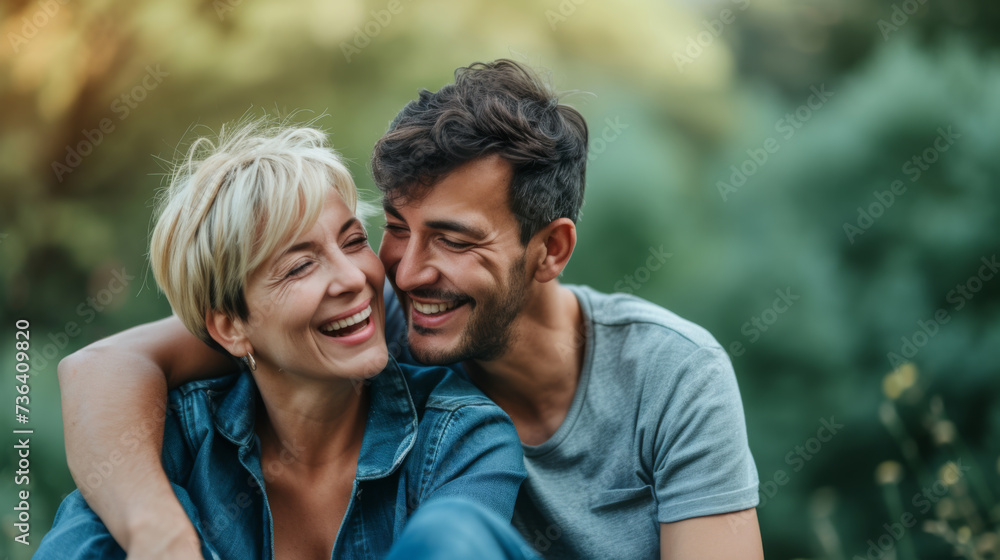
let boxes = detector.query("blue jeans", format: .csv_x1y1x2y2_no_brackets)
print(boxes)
386,498,541,560
37,493,538,560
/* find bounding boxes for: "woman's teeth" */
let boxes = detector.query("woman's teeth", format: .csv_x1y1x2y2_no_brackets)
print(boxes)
412,300,459,315
320,305,372,336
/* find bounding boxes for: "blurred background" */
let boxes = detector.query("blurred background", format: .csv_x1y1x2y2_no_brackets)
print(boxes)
2,0,999,557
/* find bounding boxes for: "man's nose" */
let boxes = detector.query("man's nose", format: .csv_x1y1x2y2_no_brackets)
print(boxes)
393,240,438,292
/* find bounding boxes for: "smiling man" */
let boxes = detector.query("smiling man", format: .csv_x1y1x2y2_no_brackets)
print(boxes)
57,60,763,559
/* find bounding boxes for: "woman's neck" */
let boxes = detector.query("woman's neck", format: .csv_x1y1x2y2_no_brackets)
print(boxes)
251,368,369,470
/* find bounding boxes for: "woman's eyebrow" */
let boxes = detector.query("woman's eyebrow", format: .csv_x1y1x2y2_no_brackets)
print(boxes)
340,217,361,235
269,240,319,274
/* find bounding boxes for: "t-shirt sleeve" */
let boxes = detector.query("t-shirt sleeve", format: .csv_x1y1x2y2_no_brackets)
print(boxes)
650,346,759,523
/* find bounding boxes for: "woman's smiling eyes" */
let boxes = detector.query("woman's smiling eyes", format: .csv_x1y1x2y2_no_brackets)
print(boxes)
345,233,369,250
282,233,370,280
285,260,314,279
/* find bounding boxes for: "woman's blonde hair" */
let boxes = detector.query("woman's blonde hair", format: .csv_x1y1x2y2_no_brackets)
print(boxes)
150,118,367,345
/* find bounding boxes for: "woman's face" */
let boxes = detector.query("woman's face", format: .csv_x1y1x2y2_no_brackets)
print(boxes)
240,189,388,382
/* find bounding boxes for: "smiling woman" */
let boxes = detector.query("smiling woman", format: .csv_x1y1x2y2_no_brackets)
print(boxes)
148,122,372,348
34,119,533,560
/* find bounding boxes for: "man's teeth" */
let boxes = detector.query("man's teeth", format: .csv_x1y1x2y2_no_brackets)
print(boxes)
320,306,372,333
412,300,459,315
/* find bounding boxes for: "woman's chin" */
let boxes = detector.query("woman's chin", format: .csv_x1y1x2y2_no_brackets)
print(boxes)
347,347,390,380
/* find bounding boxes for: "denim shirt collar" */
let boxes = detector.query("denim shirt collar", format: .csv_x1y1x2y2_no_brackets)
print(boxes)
211,356,418,480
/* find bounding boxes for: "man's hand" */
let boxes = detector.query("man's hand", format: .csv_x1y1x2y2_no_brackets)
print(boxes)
58,316,234,553
125,505,205,560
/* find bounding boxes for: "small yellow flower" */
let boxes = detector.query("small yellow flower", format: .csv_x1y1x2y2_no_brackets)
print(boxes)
881,362,917,400
939,461,961,486
876,460,903,485
977,532,997,554
897,363,917,387
932,421,956,445
882,376,902,400
935,497,955,519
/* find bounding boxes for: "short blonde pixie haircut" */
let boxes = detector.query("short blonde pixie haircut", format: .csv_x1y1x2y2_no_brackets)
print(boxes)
150,119,365,345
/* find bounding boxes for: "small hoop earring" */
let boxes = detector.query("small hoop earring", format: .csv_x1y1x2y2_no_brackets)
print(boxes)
243,353,257,372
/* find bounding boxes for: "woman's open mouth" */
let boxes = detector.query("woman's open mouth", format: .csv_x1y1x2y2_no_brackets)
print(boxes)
319,305,372,338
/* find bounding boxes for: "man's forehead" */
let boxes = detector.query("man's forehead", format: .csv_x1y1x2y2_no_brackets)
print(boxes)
382,155,517,224
384,191,518,239
384,196,490,223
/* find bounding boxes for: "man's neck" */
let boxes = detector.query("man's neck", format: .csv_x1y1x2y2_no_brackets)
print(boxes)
464,282,585,445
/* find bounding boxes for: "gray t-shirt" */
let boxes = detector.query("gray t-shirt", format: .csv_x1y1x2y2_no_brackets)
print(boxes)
385,283,759,559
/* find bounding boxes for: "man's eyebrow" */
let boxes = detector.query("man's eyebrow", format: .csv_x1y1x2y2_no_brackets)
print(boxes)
425,220,488,240
383,204,404,221
383,203,486,239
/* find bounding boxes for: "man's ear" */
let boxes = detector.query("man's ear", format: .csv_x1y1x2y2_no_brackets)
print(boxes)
205,309,253,358
531,218,577,284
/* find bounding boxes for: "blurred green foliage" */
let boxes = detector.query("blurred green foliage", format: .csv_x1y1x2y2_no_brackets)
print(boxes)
1,0,999,558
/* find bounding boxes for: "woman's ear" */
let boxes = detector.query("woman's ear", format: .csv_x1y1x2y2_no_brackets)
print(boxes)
205,309,253,358
532,218,577,284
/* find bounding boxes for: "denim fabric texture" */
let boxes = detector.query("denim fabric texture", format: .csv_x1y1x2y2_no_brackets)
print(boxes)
36,357,526,559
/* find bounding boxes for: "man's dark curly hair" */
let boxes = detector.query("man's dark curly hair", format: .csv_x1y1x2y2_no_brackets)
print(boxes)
371,59,589,245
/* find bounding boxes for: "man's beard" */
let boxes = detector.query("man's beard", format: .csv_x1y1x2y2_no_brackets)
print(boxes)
408,254,528,365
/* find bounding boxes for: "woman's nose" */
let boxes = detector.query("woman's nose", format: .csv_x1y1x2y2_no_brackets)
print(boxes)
327,255,368,297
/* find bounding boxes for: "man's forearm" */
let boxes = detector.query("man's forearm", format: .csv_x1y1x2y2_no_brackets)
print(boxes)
56,316,235,553
58,346,192,550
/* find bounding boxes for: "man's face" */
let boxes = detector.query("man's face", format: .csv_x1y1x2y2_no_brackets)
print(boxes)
378,155,531,365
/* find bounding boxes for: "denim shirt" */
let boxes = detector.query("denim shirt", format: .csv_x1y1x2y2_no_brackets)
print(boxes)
37,358,526,559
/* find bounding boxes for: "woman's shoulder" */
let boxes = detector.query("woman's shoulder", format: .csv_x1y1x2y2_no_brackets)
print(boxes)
170,370,247,398
167,370,253,417
398,362,496,413
163,371,256,459
398,362,517,461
